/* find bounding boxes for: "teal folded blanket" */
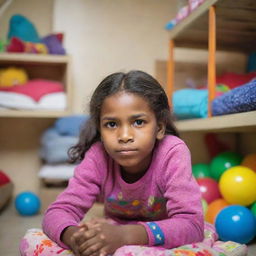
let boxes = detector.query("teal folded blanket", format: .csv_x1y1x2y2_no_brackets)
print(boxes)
173,89,208,119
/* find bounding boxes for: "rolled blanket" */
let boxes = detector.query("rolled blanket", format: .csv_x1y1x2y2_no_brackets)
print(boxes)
40,128,78,164
172,89,208,119
212,80,256,116
38,164,76,181
54,115,89,136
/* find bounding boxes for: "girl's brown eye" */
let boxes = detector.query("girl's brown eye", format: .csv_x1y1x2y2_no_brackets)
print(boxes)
106,121,117,128
134,119,144,126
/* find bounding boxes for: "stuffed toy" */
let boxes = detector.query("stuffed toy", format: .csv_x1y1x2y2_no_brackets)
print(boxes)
0,170,14,210
0,67,28,87
0,39,9,52
7,37,48,54
6,14,66,55
8,14,41,43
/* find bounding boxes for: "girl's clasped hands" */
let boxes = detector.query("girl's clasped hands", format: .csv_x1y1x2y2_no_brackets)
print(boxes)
70,218,126,256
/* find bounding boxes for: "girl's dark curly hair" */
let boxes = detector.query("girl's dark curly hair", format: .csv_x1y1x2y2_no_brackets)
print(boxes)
68,70,179,163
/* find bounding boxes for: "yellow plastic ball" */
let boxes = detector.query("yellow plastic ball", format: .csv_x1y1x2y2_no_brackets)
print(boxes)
219,166,256,206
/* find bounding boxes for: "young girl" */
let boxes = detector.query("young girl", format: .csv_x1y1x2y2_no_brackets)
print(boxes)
20,70,246,256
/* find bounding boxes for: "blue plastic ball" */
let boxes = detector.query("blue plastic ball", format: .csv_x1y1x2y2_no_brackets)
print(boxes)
215,205,256,244
15,191,41,216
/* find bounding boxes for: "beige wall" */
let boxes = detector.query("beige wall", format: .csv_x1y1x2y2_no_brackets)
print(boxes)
53,0,178,113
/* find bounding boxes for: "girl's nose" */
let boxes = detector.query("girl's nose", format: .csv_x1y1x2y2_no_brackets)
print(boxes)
118,126,134,143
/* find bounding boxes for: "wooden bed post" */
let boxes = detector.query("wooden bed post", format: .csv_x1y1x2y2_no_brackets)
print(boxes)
167,39,175,108
208,6,216,117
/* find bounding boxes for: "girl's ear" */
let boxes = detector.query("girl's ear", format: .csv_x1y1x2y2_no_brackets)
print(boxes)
156,122,166,140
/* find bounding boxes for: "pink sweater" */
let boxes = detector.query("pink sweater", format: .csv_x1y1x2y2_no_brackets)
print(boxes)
42,135,204,249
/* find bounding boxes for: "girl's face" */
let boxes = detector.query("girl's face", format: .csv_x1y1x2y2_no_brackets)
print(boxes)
100,91,165,182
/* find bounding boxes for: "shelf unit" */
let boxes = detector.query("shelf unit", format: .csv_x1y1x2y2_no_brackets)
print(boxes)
0,53,73,118
167,0,256,131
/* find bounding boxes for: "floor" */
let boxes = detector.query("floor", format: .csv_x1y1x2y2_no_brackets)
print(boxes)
0,194,256,256
0,187,104,256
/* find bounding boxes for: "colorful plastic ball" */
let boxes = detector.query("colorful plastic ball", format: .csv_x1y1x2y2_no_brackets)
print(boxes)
251,202,256,217
215,205,256,244
15,191,41,216
201,198,208,217
242,153,256,172
210,151,242,180
0,170,11,185
205,198,229,224
192,164,211,178
197,177,221,204
219,166,256,206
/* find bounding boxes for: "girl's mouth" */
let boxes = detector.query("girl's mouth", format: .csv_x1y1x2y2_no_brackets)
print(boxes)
116,149,138,156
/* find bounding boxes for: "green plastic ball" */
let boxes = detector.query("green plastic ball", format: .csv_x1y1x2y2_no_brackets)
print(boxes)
250,202,256,217
192,163,211,178
201,198,208,216
210,152,242,180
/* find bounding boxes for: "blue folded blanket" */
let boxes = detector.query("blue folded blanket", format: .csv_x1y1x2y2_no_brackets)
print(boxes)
172,89,208,119
54,115,89,136
40,128,78,164
212,80,256,116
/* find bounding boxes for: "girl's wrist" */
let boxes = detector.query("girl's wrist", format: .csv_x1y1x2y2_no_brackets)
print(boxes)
61,225,80,248
124,224,148,246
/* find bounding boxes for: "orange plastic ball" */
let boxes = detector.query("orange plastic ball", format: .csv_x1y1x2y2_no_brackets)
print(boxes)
205,198,229,224
242,153,256,172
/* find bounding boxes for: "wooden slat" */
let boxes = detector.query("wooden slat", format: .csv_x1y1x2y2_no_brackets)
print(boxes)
208,6,216,117
167,40,175,108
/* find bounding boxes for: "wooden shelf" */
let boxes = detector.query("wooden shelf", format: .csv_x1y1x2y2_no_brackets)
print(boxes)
169,0,256,52
0,53,70,64
175,111,256,132
0,109,72,118
0,53,73,117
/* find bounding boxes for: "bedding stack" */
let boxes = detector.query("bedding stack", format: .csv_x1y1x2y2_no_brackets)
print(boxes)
172,72,256,120
38,115,89,185
0,79,66,110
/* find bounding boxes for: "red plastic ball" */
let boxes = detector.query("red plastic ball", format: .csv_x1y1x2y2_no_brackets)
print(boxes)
197,177,221,204
0,170,11,186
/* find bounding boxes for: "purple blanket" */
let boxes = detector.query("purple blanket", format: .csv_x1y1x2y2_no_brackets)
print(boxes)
212,80,256,116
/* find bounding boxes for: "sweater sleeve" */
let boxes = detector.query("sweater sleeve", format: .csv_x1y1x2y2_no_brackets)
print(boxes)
42,144,104,249
139,143,204,249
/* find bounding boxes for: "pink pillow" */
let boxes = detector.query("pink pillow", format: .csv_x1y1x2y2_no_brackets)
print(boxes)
0,79,64,101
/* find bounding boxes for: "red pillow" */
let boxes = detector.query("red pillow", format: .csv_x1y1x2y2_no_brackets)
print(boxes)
0,79,64,101
216,72,256,89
